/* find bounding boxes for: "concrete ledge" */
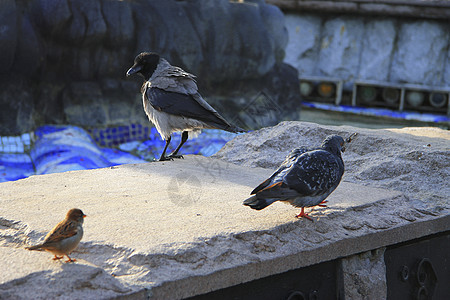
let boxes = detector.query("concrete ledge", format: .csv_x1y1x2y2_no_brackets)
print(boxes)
1,153,448,299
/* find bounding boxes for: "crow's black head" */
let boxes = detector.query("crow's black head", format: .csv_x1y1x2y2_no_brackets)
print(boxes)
126,52,160,80
321,135,345,154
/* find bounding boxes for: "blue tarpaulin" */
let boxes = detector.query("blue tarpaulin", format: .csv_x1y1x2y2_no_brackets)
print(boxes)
0,125,238,183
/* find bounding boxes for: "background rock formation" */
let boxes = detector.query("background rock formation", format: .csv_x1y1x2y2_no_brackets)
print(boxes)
0,0,299,135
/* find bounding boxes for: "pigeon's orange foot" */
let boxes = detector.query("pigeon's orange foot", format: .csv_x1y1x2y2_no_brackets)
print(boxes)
52,255,63,260
295,207,313,221
317,200,328,207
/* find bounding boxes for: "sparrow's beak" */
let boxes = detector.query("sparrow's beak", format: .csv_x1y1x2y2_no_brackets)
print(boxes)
83,214,87,218
126,65,142,77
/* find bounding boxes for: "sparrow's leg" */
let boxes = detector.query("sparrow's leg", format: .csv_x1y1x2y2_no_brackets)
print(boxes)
159,136,173,161
65,255,76,263
168,131,188,159
295,207,313,221
53,255,63,260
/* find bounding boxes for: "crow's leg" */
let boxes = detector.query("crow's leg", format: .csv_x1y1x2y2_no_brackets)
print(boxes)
159,136,173,161
168,131,188,159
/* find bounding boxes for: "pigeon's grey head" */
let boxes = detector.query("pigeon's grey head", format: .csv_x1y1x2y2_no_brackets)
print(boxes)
321,135,345,155
126,52,160,80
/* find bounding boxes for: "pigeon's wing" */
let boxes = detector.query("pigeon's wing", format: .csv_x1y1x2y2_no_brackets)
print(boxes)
145,87,239,132
253,181,301,200
42,220,79,245
251,147,311,195
284,150,343,197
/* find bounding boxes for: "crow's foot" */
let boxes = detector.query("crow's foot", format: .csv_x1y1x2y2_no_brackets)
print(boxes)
158,156,174,162
168,154,184,159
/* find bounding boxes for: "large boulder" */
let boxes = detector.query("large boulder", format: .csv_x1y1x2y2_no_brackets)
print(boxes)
0,0,297,134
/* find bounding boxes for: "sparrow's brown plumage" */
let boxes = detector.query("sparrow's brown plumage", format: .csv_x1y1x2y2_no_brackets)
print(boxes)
26,208,86,263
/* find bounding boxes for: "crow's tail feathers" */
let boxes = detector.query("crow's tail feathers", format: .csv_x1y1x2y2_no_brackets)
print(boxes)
227,124,246,134
243,195,276,210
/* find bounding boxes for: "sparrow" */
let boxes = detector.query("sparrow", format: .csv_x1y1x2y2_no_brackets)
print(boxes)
126,52,244,161
26,208,86,262
243,135,347,221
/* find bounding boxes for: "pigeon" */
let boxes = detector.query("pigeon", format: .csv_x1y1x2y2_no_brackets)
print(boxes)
26,208,86,262
243,135,347,220
126,52,244,161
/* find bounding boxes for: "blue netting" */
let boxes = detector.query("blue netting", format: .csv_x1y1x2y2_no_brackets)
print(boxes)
0,125,237,183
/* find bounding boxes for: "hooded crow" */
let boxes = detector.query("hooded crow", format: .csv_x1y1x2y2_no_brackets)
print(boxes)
243,135,347,221
126,52,244,161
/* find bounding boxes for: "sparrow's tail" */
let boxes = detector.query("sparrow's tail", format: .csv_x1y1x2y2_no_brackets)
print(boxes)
25,245,42,251
243,195,276,210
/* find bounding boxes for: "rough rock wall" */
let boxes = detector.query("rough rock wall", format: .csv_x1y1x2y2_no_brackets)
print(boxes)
284,13,450,89
0,0,299,135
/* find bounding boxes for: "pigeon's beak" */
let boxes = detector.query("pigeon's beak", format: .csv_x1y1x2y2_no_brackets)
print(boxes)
126,65,142,77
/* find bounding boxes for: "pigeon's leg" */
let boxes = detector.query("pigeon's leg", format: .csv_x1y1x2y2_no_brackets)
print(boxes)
53,255,63,260
168,131,188,159
296,207,313,221
317,200,328,207
159,136,173,161
65,255,76,263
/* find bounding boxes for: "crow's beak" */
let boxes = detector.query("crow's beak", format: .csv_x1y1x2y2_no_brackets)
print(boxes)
126,65,142,77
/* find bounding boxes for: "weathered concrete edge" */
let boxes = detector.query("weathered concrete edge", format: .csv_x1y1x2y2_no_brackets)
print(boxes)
147,213,450,300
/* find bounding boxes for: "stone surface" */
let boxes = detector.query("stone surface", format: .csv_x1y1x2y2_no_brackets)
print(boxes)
445,45,450,86
359,19,396,82
318,17,364,89
391,20,449,86
342,248,387,300
284,14,322,76
284,12,450,88
0,0,17,74
1,127,449,300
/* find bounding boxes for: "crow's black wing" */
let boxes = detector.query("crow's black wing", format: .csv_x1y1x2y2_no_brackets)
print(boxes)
145,87,240,132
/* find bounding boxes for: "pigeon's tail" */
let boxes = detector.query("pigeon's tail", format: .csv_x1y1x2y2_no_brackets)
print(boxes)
243,195,276,210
